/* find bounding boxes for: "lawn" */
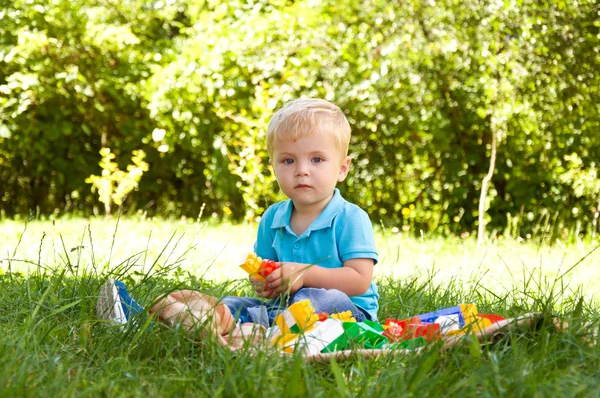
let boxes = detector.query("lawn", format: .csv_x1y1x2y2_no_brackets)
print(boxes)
1,217,599,396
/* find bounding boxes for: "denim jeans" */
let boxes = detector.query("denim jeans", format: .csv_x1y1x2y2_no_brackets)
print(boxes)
222,287,372,327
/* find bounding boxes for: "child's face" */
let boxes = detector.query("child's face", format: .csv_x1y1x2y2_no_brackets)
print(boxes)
272,129,350,212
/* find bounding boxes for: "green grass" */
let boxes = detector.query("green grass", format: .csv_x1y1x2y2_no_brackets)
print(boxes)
1,216,599,396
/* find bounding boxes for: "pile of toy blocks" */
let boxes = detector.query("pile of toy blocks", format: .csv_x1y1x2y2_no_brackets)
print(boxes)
240,253,506,355
240,252,281,280
266,301,507,355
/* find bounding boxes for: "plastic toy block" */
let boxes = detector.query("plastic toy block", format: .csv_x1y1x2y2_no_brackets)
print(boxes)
435,314,461,334
414,303,480,333
321,331,349,353
322,319,428,352
384,317,440,341
292,319,346,355
457,313,505,334
270,321,315,349
412,323,440,341
240,253,265,280
363,320,385,332
474,317,493,331
322,321,383,352
342,321,388,349
446,319,491,336
416,305,465,326
323,321,388,352
288,300,319,330
477,313,506,323
275,309,293,333
272,330,301,349
317,312,329,322
274,309,299,336
444,304,482,336
272,315,298,347
385,317,421,331
240,253,281,281
459,304,479,326
275,299,318,335
395,321,440,341
331,310,356,323
271,300,320,349
383,321,404,342
257,259,280,279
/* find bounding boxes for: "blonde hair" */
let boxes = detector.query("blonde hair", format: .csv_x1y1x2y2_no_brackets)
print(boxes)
266,98,351,158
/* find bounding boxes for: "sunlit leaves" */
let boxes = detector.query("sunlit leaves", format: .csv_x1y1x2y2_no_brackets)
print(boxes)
0,0,597,236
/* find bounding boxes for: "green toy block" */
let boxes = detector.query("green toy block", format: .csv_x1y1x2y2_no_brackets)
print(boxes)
322,331,349,353
344,322,388,349
363,319,385,332
322,321,406,352
321,322,427,353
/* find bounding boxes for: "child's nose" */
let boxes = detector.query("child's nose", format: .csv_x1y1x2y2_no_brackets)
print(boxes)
295,161,309,176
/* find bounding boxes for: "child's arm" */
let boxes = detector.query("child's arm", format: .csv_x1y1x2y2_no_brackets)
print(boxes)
261,258,374,297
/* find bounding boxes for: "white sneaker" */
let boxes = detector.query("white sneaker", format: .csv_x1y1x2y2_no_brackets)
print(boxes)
96,278,129,324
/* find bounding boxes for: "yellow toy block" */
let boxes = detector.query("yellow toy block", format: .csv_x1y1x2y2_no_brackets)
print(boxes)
445,304,492,336
240,252,265,280
271,300,319,349
472,317,493,332
288,300,319,330
460,304,479,326
273,330,301,349
331,310,356,323
275,307,298,335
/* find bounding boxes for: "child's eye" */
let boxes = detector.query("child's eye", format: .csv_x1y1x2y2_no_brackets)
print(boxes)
312,157,323,164
282,158,294,165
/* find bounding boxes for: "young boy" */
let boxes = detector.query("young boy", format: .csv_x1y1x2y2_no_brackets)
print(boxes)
221,98,379,326
97,98,379,332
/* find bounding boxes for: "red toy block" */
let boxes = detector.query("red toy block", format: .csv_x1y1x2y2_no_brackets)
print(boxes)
385,317,440,342
382,321,404,342
385,317,421,330
477,314,506,323
257,259,280,278
411,323,440,341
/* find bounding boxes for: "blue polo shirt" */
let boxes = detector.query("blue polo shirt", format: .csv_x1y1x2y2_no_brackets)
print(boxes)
254,189,380,320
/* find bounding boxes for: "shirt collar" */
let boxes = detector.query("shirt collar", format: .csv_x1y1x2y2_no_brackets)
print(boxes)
271,188,345,233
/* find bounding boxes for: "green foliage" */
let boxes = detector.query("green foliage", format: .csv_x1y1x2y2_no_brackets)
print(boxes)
559,153,600,202
0,0,159,216
0,0,598,237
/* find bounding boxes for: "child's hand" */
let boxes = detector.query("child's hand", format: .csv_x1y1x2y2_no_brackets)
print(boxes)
250,276,280,299
265,262,306,295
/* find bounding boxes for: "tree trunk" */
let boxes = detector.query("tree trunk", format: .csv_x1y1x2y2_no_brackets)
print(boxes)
477,121,498,245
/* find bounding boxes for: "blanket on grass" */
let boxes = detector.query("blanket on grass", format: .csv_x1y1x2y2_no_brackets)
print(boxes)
146,290,596,362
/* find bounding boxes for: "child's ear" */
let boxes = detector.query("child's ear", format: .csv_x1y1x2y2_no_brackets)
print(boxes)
337,156,351,182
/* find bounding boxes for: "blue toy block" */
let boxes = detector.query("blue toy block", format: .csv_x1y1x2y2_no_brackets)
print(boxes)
416,305,465,327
